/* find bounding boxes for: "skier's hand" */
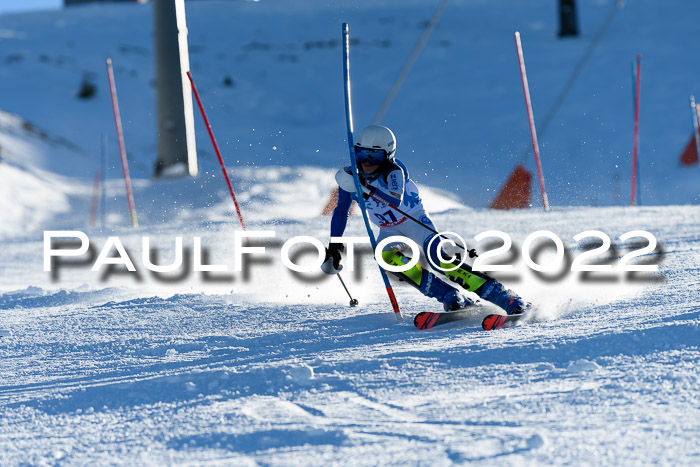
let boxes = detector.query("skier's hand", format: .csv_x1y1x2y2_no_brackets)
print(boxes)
321,243,344,274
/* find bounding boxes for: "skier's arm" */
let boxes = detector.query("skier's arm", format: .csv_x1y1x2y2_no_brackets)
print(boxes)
323,187,352,274
330,187,353,237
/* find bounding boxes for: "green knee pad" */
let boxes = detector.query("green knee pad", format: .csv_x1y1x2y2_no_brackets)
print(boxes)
381,250,423,287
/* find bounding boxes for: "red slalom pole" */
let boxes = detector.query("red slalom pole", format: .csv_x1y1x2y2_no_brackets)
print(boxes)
186,71,246,231
514,32,549,211
106,58,138,227
631,54,641,206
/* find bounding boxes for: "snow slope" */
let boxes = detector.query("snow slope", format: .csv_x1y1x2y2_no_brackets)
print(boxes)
0,0,699,465
1,197,699,465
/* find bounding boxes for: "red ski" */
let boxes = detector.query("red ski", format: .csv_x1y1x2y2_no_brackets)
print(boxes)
481,313,525,331
414,310,527,331
413,309,474,330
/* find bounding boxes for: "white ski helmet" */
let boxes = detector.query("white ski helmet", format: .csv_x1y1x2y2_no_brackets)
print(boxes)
354,125,396,161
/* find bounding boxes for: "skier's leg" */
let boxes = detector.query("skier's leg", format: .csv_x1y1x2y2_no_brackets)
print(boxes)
380,249,473,311
422,232,489,291
423,235,530,315
378,220,473,311
443,262,530,315
476,279,531,315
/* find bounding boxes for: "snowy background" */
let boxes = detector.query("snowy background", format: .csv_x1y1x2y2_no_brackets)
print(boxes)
0,0,699,465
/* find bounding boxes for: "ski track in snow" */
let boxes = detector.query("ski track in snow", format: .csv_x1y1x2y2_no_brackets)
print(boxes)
1,192,698,464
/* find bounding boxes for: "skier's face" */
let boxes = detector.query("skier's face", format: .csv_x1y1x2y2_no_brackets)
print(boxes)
355,146,387,174
360,161,380,174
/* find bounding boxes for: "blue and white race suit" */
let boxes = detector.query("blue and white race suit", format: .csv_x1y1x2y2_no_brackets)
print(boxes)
329,159,528,314
331,159,441,265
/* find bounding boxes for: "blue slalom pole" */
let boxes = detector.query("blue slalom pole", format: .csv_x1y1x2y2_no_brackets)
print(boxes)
342,23,403,322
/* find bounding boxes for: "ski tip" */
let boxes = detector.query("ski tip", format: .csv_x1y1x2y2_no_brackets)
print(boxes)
481,314,509,331
414,312,438,330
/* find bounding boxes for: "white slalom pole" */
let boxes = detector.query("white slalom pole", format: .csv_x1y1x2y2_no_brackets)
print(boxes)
514,32,549,211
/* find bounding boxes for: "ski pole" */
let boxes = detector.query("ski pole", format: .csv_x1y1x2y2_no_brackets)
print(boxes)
360,185,478,258
337,273,359,307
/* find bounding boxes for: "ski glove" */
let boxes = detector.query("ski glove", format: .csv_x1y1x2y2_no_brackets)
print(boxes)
321,243,344,274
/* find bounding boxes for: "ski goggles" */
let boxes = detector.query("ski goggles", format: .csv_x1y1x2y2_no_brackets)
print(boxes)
354,146,388,165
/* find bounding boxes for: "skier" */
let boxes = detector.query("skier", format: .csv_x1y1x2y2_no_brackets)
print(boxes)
321,125,530,315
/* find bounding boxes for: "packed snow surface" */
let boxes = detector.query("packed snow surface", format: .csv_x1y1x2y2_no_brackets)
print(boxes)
0,0,699,465
1,173,698,464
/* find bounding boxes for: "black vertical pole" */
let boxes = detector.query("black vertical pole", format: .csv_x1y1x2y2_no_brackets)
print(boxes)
558,0,579,37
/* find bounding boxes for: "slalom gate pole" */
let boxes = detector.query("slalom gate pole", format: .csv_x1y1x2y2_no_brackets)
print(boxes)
372,0,450,125
516,0,626,168
187,71,247,231
632,60,641,205
514,32,549,211
337,273,359,307
632,62,642,206
101,133,107,229
695,104,700,168
343,23,403,322
89,171,101,228
106,58,138,227
692,96,700,164
695,104,700,167
630,54,641,206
